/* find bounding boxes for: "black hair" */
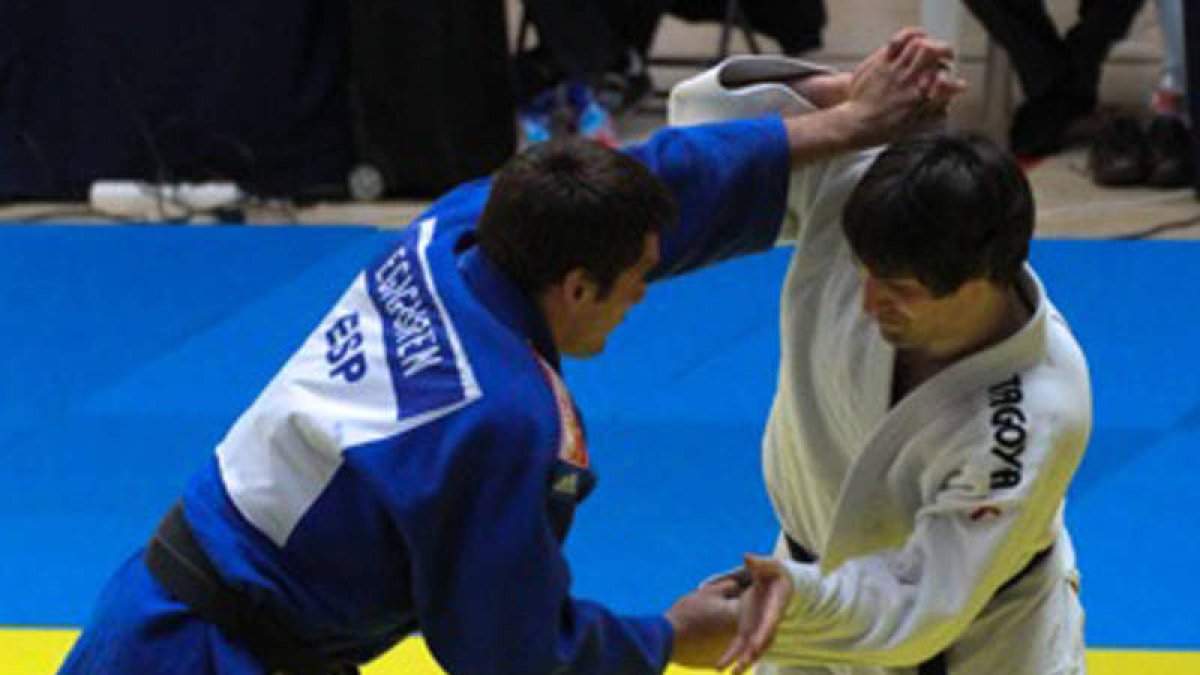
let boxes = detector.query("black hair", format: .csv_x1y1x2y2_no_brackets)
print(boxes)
477,138,677,298
842,131,1033,296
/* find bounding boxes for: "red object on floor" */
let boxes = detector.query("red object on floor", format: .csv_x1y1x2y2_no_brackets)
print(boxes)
1015,153,1047,171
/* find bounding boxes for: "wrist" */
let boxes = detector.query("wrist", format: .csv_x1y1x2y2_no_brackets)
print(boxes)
782,103,868,165
832,100,878,148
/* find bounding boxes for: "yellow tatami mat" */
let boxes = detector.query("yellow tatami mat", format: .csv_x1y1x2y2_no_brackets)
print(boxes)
4,629,1197,675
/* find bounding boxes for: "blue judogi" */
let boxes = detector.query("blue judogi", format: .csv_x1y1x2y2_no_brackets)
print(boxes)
60,118,790,674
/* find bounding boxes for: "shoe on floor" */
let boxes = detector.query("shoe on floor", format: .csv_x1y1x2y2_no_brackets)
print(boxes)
567,82,619,148
519,84,575,145
1145,114,1195,188
595,48,651,116
1088,114,1150,187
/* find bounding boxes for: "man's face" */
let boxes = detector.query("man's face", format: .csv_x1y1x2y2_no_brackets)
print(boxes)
859,266,966,349
563,232,660,357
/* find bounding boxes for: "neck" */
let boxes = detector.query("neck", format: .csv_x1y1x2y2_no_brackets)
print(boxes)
909,283,1028,370
537,294,568,354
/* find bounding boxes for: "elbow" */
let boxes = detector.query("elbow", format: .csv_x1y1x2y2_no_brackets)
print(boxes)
868,616,966,668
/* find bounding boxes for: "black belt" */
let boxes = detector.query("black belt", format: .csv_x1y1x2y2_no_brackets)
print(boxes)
784,535,1053,675
144,502,359,675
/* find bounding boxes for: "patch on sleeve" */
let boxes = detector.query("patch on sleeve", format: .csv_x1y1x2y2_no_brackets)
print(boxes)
986,374,1027,490
534,354,589,469
969,506,1002,521
365,218,481,423
550,460,596,502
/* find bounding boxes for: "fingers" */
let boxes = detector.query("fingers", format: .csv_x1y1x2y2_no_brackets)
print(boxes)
702,576,748,599
886,27,926,59
862,27,926,81
736,556,788,668
914,71,969,126
717,632,748,671
927,73,969,104
896,38,956,86
715,555,794,673
907,44,955,87
701,567,752,589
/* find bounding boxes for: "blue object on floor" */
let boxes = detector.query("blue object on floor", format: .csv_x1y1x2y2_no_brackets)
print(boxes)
0,225,1196,650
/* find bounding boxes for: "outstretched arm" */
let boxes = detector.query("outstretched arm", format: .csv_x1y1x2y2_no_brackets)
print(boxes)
634,29,966,278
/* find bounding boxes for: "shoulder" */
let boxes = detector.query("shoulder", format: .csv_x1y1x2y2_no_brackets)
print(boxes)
421,177,492,229
936,362,1090,502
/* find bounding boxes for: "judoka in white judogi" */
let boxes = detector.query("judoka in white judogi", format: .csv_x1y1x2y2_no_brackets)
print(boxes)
671,58,1093,674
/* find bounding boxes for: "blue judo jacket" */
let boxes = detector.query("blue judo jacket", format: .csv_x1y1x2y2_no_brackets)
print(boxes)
61,117,791,675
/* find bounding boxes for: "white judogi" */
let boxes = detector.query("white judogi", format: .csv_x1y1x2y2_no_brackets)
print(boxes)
671,58,1092,674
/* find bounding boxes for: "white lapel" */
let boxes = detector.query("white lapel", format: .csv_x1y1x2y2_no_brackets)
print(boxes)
820,268,1049,572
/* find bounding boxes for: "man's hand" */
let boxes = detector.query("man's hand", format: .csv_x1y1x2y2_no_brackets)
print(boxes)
665,584,740,668
781,27,967,164
717,555,795,674
840,27,967,146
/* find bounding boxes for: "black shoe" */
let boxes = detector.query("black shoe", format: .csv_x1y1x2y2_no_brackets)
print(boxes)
595,48,651,116
1145,114,1195,188
1088,115,1150,187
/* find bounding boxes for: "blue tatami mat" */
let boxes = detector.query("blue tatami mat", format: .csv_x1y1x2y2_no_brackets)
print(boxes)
0,225,1196,650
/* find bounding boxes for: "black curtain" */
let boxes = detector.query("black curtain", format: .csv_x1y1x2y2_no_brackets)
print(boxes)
348,0,515,198
0,0,352,199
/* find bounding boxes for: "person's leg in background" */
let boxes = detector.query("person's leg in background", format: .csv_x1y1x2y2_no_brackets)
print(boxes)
961,0,1075,154
593,0,671,116
517,0,629,146
1151,0,1186,116
1141,0,1193,186
1063,0,1147,113
521,0,623,84
1184,0,1200,195
738,0,827,55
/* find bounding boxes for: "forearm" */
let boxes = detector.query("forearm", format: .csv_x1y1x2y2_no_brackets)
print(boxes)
767,556,963,666
765,503,1034,666
780,103,876,167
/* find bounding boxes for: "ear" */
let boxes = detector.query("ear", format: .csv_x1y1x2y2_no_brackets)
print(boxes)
539,267,598,323
557,267,599,311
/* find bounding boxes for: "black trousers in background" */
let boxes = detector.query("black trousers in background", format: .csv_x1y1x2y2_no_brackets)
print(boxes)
1186,0,1200,195
666,0,827,55
520,0,828,89
522,0,628,81
963,0,1145,105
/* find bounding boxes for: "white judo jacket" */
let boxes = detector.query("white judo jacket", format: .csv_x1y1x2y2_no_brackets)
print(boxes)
671,58,1093,674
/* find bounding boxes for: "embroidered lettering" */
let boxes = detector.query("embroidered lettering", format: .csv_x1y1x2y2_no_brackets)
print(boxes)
326,312,367,382
987,374,1026,489
990,469,1021,490
373,247,445,378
